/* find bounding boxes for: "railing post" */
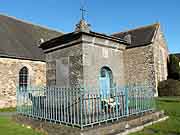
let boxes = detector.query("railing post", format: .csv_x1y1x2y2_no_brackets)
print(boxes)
125,86,129,116
80,87,83,130
151,90,156,111
16,86,19,113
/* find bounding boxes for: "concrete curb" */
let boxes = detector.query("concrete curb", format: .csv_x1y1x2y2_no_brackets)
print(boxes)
116,116,169,135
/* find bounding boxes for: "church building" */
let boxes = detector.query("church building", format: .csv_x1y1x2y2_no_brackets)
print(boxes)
0,14,168,108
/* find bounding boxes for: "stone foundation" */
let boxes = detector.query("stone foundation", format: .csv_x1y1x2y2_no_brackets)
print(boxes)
14,111,167,135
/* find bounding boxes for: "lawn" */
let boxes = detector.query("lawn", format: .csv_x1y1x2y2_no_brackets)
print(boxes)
0,116,43,135
130,97,180,135
0,107,43,135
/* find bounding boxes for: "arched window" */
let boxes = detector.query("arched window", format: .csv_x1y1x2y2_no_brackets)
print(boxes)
19,67,28,90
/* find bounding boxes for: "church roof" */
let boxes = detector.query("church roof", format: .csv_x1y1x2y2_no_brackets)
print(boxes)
0,14,63,61
112,23,160,48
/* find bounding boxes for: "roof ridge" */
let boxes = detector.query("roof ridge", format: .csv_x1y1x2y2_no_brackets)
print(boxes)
112,23,160,36
0,13,64,34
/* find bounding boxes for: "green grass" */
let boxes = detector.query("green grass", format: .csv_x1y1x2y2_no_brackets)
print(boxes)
0,116,43,135
0,107,16,112
130,97,180,135
0,107,43,135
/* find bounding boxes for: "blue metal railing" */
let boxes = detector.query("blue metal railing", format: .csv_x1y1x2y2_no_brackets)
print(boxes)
16,85,155,129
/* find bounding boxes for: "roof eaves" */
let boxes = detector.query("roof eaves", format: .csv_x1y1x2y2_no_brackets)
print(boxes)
126,42,153,49
40,31,130,50
87,31,129,45
0,55,45,62
40,32,81,50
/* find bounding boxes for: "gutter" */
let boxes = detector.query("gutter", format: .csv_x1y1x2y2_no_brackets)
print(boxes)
0,55,45,62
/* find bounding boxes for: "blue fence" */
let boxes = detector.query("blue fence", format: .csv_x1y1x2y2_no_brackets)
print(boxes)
16,85,155,129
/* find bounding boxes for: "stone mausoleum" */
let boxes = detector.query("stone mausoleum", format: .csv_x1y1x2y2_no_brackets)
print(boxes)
0,14,168,108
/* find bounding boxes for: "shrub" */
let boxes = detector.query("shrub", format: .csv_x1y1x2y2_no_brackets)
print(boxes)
158,79,180,96
168,54,180,80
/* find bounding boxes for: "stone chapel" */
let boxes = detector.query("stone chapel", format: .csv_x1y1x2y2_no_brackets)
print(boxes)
0,14,168,108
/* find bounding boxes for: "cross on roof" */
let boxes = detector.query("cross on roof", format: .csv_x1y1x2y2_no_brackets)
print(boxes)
80,6,87,20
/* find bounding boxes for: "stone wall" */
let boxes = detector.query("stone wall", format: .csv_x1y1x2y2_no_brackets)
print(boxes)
82,34,126,88
46,44,83,87
152,29,169,92
124,45,156,92
45,34,126,88
0,58,46,108
124,29,169,96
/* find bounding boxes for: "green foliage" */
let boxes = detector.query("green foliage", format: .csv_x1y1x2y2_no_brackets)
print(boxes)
168,54,180,80
130,97,180,135
158,79,180,96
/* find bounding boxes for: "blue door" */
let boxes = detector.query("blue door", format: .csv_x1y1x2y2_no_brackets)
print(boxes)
99,67,112,97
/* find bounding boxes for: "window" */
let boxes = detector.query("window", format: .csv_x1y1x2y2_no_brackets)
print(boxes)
19,67,28,90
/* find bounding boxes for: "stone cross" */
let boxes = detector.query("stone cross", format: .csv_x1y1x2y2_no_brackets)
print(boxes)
80,6,87,20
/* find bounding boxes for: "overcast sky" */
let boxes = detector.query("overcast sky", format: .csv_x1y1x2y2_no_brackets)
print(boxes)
0,0,179,53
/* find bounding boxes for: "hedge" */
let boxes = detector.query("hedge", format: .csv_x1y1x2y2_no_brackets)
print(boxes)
158,79,180,96
168,54,180,80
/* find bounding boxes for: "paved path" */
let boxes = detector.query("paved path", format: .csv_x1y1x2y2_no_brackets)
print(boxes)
0,112,16,116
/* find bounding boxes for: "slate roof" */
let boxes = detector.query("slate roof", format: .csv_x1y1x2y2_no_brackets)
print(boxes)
112,23,160,48
0,14,63,61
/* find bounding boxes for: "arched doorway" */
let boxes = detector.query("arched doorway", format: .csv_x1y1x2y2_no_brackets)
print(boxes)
99,67,113,96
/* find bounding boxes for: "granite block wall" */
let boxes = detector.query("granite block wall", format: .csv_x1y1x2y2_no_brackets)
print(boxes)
46,44,83,87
